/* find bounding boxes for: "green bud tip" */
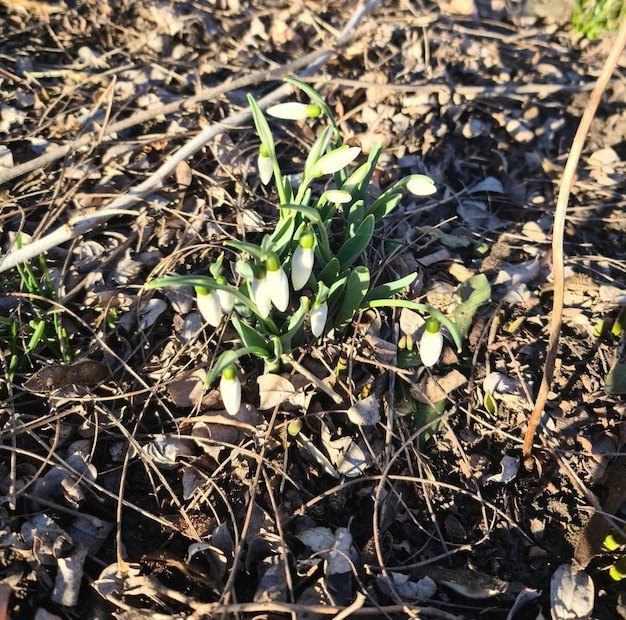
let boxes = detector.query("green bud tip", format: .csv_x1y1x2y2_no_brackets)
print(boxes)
265,253,280,272
287,418,303,436
259,143,270,158
298,231,315,250
425,317,440,334
194,286,209,295
222,364,237,381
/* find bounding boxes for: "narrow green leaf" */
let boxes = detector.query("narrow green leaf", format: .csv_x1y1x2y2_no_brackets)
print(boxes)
451,274,492,339
605,364,626,395
334,266,370,326
336,214,375,270
362,273,417,304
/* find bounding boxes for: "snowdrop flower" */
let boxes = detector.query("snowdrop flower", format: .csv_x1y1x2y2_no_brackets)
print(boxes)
216,276,235,313
251,270,272,318
321,189,352,204
309,146,361,177
267,102,321,120
257,143,273,185
195,286,222,327
291,231,315,291
220,364,241,416
419,317,443,367
265,254,289,312
405,174,437,196
310,300,328,338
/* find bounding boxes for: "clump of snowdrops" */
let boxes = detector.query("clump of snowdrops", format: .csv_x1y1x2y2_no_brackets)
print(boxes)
147,78,461,415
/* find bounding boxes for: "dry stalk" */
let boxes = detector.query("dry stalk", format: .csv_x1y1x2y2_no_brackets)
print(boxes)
522,19,626,468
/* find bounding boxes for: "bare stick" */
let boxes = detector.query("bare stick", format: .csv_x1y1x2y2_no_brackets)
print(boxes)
0,0,382,273
522,20,626,468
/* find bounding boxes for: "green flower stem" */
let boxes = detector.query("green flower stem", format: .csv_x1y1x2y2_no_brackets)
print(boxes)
281,203,332,264
147,275,260,315
365,299,463,353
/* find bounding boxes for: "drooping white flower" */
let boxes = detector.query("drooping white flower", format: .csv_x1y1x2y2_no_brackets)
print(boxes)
267,102,321,120
405,174,437,196
220,364,241,416
215,276,235,312
195,286,223,327
251,271,272,318
257,143,273,185
321,189,352,204
309,146,361,177
310,301,328,338
265,254,289,312
291,232,315,291
419,317,443,367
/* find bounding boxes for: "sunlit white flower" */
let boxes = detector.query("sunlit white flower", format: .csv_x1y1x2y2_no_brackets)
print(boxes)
267,102,321,120
405,174,437,196
257,143,273,185
265,254,289,312
321,189,352,204
251,272,272,318
216,276,235,312
419,317,443,367
220,364,241,416
310,301,328,338
309,146,361,177
195,286,223,327
291,232,315,291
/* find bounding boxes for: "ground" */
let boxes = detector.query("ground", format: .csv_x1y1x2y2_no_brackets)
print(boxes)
1,0,626,618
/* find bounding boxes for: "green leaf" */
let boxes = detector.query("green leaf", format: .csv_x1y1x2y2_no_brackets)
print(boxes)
247,94,275,154
605,364,626,395
207,350,242,386
451,274,492,339
271,214,297,257
280,297,309,351
335,214,375,270
364,190,402,222
334,266,370,326
317,258,340,287
362,273,417,304
413,399,447,449
231,316,270,352
346,200,365,232
304,125,334,178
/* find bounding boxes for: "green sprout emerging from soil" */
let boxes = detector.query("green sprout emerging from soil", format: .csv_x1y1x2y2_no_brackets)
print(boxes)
147,78,463,415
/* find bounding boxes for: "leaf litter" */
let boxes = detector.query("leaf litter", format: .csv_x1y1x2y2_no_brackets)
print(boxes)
1,0,626,618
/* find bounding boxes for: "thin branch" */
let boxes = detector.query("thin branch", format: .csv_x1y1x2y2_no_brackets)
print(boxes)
522,19,626,468
0,0,382,273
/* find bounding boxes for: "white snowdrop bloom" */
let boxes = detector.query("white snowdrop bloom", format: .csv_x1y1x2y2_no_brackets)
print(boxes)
322,189,352,204
216,277,235,312
220,365,241,416
310,301,328,338
419,317,443,367
267,102,321,120
195,287,223,327
406,175,437,196
265,256,289,312
257,144,273,185
251,273,272,318
291,233,315,291
310,146,360,177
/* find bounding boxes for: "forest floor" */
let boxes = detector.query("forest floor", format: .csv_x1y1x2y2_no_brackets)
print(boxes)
1,0,626,618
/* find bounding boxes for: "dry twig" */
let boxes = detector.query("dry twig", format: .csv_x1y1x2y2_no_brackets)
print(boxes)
522,19,626,468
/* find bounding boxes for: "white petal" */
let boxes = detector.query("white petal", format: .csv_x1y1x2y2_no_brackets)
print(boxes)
291,245,314,291
267,102,312,120
266,267,289,312
217,288,235,312
323,189,352,204
310,146,360,177
310,303,328,337
252,277,272,318
197,290,223,327
406,175,437,196
257,153,273,185
419,329,443,367
220,375,241,415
